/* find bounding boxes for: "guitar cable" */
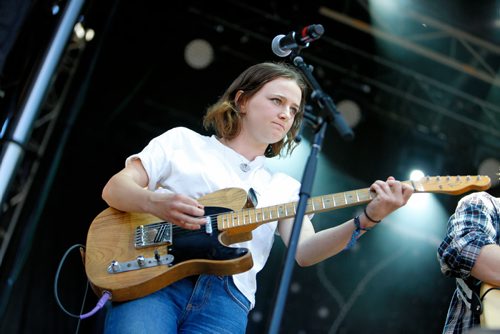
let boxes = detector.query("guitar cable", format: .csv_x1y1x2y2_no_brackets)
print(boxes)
54,244,111,322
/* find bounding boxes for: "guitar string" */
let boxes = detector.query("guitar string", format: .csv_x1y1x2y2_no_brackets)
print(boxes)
152,192,364,238
143,178,487,242
149,206,279,239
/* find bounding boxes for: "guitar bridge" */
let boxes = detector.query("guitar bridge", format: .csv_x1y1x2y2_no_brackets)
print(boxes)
107,253,175,274
135,222,173,248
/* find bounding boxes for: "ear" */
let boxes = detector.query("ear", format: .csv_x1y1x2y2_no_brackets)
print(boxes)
235,90,246,113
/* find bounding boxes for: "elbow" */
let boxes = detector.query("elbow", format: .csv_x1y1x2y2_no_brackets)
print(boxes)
296,261,310,268
101,180,114,206
101,188,109,205
295,255,315,267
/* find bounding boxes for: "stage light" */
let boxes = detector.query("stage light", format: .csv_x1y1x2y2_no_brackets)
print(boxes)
409,169,425,181
85,29,95,42
52,5,60,15
73,22,85,39
336,99,362,128
184,39,214,69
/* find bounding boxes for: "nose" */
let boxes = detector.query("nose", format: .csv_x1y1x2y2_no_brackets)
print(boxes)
279,107,293,120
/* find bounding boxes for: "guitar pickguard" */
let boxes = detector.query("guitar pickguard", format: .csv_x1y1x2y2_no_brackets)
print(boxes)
106,206,249,275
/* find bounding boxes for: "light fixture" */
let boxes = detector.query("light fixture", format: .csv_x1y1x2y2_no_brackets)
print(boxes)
409,169,425,181
184,39,214,70
336,99,361,128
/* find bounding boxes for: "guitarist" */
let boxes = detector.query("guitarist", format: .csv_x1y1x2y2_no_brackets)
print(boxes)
100,61,414,334
438,191,500,333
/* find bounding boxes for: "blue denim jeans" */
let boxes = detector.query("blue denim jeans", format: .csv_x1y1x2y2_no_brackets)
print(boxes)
104,275,250,334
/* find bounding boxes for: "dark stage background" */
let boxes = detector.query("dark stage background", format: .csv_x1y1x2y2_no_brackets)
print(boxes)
1,0,499,333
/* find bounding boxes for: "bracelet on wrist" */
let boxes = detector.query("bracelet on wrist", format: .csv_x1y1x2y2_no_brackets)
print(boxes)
344,215,371,251
363,207,381,224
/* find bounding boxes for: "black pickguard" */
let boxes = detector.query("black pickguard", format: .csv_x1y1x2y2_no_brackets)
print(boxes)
167,206,248,264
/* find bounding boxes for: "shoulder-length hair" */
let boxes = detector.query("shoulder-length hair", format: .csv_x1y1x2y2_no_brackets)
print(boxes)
203,62,308,158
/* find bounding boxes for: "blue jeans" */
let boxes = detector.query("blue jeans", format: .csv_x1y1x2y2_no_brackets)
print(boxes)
104,275,250,334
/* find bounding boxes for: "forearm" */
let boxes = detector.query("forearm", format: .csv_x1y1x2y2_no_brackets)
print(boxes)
288,177,412,267
296,215,376,266
471,244,500,286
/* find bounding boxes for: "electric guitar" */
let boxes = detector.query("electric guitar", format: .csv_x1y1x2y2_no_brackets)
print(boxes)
480,283,500,328
84,175,491,302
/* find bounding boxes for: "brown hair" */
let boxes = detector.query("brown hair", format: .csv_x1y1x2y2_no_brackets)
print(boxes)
203,62,308,157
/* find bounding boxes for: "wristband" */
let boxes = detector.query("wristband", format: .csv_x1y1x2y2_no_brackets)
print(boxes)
344,216,371,250
364,207,381,223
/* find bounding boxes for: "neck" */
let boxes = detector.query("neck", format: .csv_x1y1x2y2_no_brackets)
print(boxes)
220,137,266,161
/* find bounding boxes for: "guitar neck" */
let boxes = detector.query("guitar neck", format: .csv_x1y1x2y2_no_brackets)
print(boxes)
216,187,376,230
216,175,492,230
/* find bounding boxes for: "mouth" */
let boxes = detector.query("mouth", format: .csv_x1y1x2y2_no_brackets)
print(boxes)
271,122,286,132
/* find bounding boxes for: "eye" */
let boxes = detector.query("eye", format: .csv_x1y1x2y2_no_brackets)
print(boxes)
271,97,282,105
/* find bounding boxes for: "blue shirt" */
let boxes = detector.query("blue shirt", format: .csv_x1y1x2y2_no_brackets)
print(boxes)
437,191,500,334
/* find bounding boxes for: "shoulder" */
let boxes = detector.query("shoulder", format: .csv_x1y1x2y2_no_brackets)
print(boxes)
457,191,497,209
155,127,208,144
162,126,203,138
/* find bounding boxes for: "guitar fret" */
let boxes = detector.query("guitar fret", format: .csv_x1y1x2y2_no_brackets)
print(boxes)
333,194,344,206
212,175,490,231
363,190,370,201
316,197,324,210
345,191,355,204
256,209,263,223
277,205,284,218
322,195,332,209
262,208,269,221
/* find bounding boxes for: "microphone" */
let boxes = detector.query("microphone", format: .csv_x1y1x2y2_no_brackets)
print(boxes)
271,24,324,57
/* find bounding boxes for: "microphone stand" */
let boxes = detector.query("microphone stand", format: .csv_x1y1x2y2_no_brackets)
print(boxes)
266,52,354,334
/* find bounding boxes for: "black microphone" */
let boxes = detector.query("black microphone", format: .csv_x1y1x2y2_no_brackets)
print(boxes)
271,24,324,57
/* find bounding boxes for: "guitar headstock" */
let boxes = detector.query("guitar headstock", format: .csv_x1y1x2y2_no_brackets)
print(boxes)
411,175,491,195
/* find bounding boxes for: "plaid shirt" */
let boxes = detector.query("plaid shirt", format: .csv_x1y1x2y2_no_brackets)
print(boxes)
437,192,500,334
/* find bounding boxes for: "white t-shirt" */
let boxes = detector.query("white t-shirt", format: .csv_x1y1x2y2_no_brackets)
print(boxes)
125,127,301,308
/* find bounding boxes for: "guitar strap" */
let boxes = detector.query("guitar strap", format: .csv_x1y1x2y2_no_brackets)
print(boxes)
456,277,483,315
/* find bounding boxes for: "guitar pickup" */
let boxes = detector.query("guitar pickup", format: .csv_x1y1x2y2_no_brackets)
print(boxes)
205,216,212,235
135,222,173,248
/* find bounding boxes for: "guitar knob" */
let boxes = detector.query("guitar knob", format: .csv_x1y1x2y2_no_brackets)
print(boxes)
137,255,145,267
110,260,120,272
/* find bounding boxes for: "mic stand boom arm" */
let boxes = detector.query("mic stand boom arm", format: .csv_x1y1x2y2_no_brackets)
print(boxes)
293,56,354,140
266,55,354,334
